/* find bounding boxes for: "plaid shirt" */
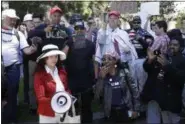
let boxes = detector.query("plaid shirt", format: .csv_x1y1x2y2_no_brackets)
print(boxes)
150,34,170,54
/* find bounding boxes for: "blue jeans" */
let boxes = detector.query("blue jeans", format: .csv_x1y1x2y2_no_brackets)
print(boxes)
2,64,20,123
147,100,180,123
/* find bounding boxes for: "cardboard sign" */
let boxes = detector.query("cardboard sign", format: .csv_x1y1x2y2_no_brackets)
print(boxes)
140,2,160,15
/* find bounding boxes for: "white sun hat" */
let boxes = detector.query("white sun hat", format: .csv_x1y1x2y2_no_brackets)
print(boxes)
23,13,33,22
36,44,66,63
2,9,19,19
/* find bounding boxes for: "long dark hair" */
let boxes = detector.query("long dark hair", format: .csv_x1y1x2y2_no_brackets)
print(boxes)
34,55,64,74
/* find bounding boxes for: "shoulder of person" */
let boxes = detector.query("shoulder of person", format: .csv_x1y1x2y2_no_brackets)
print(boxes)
58,67,67,76
35,23,47,30
125,29,132,33
14,29,26,40
119,29,129,34
117,29,129,37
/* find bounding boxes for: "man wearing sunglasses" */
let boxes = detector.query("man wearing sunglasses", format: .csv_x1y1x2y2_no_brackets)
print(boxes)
63,18,95,123
127,16,152,58
126,16,153,116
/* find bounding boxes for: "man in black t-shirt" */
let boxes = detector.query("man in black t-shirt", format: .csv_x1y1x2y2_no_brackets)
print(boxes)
63,18,95,123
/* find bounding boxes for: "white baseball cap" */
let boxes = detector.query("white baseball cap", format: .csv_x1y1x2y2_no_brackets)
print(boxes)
2,9,19,19
23,14,33,22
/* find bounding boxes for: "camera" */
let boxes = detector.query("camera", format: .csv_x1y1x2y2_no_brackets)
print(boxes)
154,50,161,56
52,25,60,30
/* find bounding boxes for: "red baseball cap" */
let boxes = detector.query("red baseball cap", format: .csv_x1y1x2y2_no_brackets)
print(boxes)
108,10,120,18
50,6,62,15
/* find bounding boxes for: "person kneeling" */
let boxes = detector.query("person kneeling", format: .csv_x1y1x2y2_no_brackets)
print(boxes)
95,50,140,123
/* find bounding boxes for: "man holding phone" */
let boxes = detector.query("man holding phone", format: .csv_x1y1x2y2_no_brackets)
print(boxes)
141,36,185,123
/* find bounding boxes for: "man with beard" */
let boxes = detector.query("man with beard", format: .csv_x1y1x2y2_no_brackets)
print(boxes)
63,18,95,123
2,9,37,123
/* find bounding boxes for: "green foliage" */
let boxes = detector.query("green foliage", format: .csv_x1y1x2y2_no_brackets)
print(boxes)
176,12,185,28
159,1,176,22
8,1,109,21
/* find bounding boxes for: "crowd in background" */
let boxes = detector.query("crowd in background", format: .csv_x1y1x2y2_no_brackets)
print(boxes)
1,5,185,124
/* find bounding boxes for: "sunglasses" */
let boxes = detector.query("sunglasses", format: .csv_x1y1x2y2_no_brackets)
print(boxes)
133,21,141,24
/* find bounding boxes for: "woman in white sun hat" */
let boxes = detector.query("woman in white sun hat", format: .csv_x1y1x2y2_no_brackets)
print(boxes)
34,44,71,123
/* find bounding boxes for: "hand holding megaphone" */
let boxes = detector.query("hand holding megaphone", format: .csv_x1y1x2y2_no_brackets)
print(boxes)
51,91,77,114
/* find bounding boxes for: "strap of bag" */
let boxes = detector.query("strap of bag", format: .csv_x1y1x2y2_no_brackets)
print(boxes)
14,29,22,64
14,29,21,50
14,30,20,41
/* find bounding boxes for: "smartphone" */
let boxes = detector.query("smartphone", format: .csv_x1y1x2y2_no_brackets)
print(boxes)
154,50,161,56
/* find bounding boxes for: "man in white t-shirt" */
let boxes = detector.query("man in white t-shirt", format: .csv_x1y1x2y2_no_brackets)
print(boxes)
1,9,37,123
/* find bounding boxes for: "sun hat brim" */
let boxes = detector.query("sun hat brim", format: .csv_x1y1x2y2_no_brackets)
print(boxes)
36,50,66,63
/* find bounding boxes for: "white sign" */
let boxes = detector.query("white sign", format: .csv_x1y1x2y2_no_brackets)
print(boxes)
140,2,160,15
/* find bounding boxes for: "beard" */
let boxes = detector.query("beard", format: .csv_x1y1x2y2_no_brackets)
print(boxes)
3,23,14,30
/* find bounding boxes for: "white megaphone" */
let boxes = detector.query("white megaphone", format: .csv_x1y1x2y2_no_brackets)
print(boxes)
51,91,72,114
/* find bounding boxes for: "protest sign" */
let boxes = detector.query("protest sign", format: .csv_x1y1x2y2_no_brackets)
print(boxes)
140,2,160,15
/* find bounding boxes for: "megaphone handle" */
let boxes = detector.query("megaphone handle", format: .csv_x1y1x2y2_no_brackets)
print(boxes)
60,113,66,122
71,103,76,116
78,93,82,115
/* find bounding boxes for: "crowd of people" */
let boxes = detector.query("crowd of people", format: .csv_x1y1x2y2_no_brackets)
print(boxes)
1,5,185,124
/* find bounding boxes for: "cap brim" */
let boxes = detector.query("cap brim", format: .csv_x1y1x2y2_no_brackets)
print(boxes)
8,15,20,19
108,14,120,18
50,9,62,15
36,50,66,63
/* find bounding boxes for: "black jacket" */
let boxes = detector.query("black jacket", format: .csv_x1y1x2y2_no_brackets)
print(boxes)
141,54,185,113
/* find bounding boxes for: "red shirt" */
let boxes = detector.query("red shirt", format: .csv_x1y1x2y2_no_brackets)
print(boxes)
34,67,71,117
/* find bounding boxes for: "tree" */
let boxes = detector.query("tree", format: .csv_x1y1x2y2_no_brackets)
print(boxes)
176,12,185,28
8,1,106,21
159,1,176,21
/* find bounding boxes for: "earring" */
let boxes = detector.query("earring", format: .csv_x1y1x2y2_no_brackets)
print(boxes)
115,65,117,68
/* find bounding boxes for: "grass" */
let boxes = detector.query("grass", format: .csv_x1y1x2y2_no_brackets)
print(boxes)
17,78,38,122
17,78,101,122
